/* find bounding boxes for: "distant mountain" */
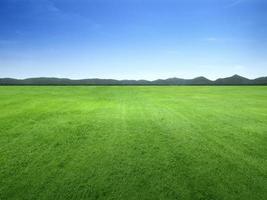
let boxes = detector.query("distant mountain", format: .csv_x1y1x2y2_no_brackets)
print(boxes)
253,77,267,85
214,74,251,85
189,76,213,85
151,77,213,85
152,78,186,85
0,75,266,85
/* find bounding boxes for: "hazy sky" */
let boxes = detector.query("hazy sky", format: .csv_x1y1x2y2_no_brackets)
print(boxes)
0,0,266,80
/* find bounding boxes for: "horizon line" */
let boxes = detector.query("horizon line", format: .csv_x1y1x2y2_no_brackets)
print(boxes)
1,74,267,82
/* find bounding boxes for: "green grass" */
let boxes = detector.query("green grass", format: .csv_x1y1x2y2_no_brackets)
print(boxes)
0,86,266,200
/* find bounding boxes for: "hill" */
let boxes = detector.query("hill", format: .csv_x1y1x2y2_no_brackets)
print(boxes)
214,74,251,85
0,75,266,85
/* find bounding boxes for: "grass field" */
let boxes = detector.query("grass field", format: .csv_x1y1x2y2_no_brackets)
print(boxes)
0,86,266,200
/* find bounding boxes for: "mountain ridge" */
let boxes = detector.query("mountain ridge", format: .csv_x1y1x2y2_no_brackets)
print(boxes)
0,75,266,85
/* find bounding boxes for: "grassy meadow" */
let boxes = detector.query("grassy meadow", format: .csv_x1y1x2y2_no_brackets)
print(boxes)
0,86,266,200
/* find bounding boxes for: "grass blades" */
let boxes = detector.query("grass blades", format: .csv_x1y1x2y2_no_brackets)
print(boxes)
0,86,267,200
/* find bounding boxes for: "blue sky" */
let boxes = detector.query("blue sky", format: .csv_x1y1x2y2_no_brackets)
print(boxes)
0,0,266,80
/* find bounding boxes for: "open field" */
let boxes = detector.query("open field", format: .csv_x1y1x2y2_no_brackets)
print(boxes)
0,86,267,200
